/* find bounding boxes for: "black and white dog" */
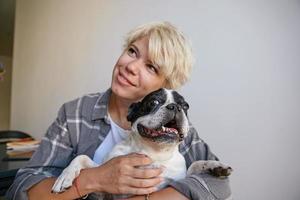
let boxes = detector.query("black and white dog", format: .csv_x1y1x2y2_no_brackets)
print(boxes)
52,88,232,198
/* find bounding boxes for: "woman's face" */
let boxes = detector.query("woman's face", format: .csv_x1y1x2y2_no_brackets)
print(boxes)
111,37,166,102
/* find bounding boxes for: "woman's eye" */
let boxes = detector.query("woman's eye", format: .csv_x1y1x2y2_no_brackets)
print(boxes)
147,64,158,74
127,47,136,57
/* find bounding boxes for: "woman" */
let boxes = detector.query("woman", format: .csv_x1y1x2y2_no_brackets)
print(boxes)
6,21,231,200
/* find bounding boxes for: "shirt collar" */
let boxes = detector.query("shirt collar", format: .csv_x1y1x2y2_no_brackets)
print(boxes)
92,88,112,122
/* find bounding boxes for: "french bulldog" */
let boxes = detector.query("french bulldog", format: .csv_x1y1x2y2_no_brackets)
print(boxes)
51,88,232,199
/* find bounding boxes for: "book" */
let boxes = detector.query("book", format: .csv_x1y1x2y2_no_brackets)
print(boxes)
0,137,32,143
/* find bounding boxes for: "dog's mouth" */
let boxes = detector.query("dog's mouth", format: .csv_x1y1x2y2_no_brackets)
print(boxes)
137,119,183,142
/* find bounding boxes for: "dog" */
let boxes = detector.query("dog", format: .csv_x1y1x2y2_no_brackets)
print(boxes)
52,88,232,199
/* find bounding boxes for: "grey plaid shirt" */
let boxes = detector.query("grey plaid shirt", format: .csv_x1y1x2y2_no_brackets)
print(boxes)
6,89,231,200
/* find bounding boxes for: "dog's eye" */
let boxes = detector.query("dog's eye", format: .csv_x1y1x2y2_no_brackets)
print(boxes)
150,100,159,107
182,103,189,110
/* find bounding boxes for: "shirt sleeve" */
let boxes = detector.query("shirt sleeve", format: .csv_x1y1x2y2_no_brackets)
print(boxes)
6,104,75,200
168,126,232,199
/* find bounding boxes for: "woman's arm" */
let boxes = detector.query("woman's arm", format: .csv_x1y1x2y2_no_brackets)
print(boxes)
126,187,188,200
28,153,164,200
28,178,80,200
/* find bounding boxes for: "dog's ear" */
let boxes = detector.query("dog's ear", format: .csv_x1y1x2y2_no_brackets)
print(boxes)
127,102,141,123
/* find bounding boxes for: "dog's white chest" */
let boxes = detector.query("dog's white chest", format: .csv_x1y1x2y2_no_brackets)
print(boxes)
158,151,186,187
106,137,187,187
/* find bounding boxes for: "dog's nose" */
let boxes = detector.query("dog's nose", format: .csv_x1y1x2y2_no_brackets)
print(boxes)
177,106,182,111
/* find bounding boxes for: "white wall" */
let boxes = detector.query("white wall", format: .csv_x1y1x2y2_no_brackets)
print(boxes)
11,0,300,199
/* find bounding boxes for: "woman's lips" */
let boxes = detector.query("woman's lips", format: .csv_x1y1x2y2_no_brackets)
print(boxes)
117,72,136,87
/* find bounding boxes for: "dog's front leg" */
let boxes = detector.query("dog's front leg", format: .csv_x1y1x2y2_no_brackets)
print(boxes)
52,155,98,193
187,160,232,178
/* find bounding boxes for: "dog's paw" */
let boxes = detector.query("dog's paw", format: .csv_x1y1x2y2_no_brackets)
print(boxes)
51,165,81,193
209,165,232,178
187,160,233,178
51,155,96,193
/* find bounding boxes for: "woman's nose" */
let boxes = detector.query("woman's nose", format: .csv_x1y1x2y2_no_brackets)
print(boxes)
125,59,142,75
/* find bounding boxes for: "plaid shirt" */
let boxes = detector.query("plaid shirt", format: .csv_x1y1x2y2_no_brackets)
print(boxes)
6,89,231,200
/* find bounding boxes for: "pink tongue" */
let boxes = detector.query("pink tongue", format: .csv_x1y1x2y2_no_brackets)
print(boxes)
148,127,177,136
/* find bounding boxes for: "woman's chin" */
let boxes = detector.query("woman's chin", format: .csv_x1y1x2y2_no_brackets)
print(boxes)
111,85,139,101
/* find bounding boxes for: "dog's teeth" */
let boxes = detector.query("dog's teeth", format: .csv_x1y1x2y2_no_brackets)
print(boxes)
162,126,166,131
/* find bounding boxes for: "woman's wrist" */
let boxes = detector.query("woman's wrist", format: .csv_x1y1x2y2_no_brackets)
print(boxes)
78,167,103,194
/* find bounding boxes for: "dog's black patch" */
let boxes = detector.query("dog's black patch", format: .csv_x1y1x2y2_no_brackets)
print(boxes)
127,88,167,123
172,91,189,115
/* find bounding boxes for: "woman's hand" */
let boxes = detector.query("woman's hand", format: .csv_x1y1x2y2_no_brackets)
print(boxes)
85,153,164,195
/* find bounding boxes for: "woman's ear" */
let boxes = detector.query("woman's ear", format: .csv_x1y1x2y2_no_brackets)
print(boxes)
163,79,171,89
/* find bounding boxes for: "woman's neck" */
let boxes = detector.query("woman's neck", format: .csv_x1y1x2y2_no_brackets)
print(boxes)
108,92,132,130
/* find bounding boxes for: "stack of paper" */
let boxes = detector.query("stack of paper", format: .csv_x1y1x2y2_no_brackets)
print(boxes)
6,139,40,157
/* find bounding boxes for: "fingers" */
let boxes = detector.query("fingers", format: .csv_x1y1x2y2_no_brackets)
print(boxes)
131,167,164,179
128,176,164,188
115,153,164,178
124,153,153,166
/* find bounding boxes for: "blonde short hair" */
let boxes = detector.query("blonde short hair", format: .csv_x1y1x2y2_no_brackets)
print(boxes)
123,21,194,89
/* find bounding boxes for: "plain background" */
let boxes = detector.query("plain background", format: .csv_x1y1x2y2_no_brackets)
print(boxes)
8,0,300,199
